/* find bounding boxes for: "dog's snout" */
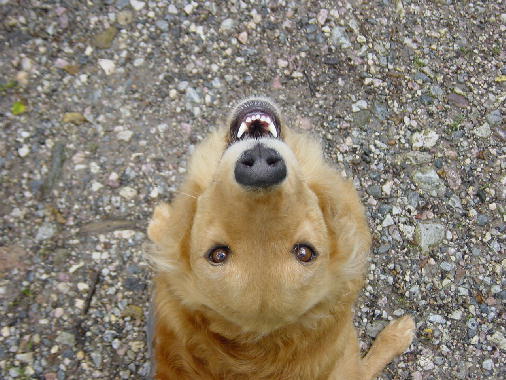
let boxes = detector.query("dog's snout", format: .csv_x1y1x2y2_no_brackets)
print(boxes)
235,144,287,188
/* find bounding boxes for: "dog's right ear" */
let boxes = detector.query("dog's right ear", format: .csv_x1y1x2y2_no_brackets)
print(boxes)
147,203,173,248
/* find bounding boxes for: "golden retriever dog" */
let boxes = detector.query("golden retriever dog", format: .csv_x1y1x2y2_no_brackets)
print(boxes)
147,97,415,379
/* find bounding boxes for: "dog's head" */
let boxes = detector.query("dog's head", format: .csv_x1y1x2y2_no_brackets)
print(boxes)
148,98,370,336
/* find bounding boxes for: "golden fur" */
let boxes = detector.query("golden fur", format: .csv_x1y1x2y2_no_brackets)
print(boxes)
147,99,414,379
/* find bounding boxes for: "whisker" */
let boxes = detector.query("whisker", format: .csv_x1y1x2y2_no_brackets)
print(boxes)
174,190,198,199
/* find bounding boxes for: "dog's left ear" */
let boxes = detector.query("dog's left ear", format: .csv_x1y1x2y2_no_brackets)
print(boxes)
309,166,371,277
148,203,173,248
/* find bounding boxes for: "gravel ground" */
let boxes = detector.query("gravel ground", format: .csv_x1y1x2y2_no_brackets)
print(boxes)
1,0,505,379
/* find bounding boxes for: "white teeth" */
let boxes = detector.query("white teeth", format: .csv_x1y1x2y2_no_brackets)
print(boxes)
267,123,278,138
255,114,261,120
237,123,248,138
246,116,252,123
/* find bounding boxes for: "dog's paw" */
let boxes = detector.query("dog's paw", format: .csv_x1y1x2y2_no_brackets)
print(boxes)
379,315,415,355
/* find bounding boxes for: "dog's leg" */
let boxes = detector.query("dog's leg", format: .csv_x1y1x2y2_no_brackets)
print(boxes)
361,316,415,379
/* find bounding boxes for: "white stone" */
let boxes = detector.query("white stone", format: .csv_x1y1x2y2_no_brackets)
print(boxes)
35,223,56,241
382,214,394,227
449,310,462,320
428,314,446,324
482,359,493,371
91,181,103,192
489,331,506,351
117,130,133,142
16,352,34,363
18,144,30,157
315,9,327,25
168,4,178,14
277,59,289,68
119,186,137,200
133,58,144,67
415,223,445,252
157,123,169,133
130,0,145,11
98,59,115,75
412,130,439,149
184,3,194,14
352,100,368,112
92,251,101,261
474,123,491,138
220,18,235,32
399,224,415,240
382,180,393,195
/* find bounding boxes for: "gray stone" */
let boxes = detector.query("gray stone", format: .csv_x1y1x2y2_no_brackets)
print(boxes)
35,222,56,241
55,331,76,346
352,110,371,128
477,214,489,226
448,195,463,211
155,20,168,31
415,222,445,252
376,244,391,254
366,320,387,338
366,185,382,198
411,167,446,197
185,87,201,103
117,10,134,25
486,109,502,125
116,0,130,9
428,314,446,323
373,103,389,120
440,261,454,271
430,85,444,97
177,81,189,91
15,352,34,363
448,93,469,108
91,352,102,367
331,26,351,48
396,152,432,166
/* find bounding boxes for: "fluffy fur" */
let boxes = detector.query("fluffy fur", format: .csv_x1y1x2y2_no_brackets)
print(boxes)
147,98,414,379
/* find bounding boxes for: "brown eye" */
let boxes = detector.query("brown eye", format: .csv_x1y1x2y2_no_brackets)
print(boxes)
292,244,317,263
207,246,230,265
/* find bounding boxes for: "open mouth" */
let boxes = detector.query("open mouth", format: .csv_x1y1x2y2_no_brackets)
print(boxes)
229,99,281,143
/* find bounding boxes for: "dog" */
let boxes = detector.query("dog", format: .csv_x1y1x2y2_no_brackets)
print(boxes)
147,97,415,379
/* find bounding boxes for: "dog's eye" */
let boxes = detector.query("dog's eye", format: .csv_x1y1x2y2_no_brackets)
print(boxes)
292,244,317,263
207,246,230,265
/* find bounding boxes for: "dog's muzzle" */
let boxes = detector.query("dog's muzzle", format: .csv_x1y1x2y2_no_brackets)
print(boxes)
229,99,286,189
234,143,287,188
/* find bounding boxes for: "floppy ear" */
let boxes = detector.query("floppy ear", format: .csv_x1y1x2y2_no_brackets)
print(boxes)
312,168,371,270
147,179,201,272
147,202,173,248
286,130,370,281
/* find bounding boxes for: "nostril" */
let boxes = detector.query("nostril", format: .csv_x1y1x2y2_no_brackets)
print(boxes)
266,156,280,166
242,158,255,167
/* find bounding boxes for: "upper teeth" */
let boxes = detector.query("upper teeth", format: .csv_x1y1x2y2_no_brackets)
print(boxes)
237,122,248,138
236,114,278,138
267,123,277,137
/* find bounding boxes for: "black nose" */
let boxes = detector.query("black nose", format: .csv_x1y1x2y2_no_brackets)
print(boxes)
234,144,287,188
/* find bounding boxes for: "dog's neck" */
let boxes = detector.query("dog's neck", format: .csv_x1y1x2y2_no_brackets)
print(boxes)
153,291,354,379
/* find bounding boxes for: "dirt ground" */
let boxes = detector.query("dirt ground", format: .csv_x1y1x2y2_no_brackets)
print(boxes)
0,0,504,379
